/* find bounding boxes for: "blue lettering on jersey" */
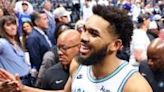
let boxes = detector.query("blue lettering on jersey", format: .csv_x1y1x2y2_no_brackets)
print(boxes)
76,74,83,79
100,86,110,92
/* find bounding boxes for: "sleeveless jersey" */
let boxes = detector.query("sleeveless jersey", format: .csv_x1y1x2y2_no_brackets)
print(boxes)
72,61,137,92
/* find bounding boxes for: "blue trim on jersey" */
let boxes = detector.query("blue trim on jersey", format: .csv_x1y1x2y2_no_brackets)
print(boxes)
87,62,128,83
117,69,138,92
72,65,83,81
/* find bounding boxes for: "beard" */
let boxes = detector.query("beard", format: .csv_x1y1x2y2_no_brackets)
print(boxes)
77,45,108,66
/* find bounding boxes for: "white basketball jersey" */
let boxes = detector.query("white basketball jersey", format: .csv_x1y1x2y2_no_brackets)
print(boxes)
72,61,137,92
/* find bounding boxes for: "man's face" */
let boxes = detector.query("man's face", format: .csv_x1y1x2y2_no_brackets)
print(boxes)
44,1,52,11
37,13,49,29
57,33,80,65
59,15,70,24
22,4,28,12
77,15,115,65
147,47,164,72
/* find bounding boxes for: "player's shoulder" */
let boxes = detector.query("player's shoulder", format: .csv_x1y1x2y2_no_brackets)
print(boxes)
69,58,80,77
123,72,152,92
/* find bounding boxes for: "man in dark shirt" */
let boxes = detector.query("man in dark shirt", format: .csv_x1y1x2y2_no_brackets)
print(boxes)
38,29,81,90
40,63,69,90
139,37,164,92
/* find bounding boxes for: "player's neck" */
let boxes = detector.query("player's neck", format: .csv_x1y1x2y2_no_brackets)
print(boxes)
91,55,121,79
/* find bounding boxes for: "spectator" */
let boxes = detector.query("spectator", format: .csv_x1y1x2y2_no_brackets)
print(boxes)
131,0,142,22
0,7,4,17
81,0,96,21
38,29,80,90
14,0,33,15
26,11,52,71
0,0,15,15
20,21,33,51
129,13,151,69
153,14,164,30
0,16,30,86
139,38,164,92
20,21,33,69
36,24,71,87
53,6,72,44
147,20,159,41
15,1,32,36
75,19,85,33
42,0,56,45
53,6,72,26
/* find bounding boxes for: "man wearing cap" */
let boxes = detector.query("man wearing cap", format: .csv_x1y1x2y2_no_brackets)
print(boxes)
53,7,71,27
153,14,164,30
147,21,159,41
53,6,72,44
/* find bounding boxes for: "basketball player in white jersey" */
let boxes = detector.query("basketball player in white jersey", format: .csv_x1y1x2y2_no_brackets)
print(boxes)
0,5,152,92
68,4,152,92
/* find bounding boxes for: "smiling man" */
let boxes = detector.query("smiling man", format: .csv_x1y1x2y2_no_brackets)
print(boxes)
0,5,152,92
71,5,152,92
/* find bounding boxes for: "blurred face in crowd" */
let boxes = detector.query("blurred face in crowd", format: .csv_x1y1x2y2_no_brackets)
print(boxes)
144,18,151,28
147,38,164,72
57,30,81,66
77,15,120,65
37,13,49,30
85,0,92,7
4,21,17,38
23,22,32,34
44,1,52,11
75,20,85,33
0,8,4,17
22,3,29,12
59,15,70,24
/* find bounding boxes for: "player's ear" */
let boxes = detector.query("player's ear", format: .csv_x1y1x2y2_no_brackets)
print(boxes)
109,39,122,51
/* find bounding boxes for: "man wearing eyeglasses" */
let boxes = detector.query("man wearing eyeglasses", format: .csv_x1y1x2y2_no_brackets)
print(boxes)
37,29,81,90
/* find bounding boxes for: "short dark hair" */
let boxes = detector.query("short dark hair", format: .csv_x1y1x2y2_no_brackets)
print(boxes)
92,5,134,47
30,10,46,26
138,13,150,23
135,13,151,28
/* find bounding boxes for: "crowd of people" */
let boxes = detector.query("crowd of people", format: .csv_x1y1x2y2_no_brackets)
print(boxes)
0,0,164,92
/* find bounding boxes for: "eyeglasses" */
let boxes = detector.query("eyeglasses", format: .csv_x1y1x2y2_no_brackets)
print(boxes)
57,43,80,53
